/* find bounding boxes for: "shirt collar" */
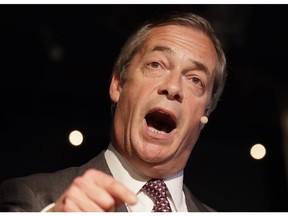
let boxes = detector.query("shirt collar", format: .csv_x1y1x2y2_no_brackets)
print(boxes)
104,144,148,195
104,143,186,211
164,171,186,211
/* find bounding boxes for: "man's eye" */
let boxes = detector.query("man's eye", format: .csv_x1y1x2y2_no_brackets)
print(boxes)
192,77,201,84
149,62,161,68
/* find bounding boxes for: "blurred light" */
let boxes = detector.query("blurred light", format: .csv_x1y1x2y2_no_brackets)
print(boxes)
49,45,64,62
69,130,83,146
250,143,266,160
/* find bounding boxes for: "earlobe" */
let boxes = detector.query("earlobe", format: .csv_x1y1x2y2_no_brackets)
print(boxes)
109,72,122,103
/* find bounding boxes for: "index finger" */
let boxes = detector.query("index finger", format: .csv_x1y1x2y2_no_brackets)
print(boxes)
84,169,137,205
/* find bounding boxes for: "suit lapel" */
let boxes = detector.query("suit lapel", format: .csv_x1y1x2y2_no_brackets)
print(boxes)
183,185,211,212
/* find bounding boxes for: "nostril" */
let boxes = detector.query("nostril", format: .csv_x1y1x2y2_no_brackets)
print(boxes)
159,89,182,102
174,94,181,101
158,83,183,102
160,89,169,95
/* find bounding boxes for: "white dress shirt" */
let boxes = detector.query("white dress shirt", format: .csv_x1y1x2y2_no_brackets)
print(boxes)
104,144,188,212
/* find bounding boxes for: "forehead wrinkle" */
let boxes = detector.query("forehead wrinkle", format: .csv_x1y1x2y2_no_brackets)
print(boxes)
143,43,212,79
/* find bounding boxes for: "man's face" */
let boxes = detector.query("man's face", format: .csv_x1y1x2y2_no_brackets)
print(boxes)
110,25,217,178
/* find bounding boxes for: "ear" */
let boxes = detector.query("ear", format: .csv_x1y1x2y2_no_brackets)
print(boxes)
205,101,212,117
205,107,210,117
109,72,122,103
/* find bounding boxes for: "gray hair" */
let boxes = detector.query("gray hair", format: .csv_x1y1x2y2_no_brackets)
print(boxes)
113,12,227,113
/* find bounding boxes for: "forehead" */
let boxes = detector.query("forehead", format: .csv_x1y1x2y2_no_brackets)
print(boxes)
140,25,218,73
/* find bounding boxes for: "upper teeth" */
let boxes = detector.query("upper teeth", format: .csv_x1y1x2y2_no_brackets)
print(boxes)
148,126,166,134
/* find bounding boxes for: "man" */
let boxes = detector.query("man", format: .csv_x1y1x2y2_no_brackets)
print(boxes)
0,11,226,212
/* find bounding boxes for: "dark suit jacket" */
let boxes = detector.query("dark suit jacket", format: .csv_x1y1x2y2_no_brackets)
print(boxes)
0,151,214,212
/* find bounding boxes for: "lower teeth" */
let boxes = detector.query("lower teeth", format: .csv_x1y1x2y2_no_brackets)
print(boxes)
148,126,165,134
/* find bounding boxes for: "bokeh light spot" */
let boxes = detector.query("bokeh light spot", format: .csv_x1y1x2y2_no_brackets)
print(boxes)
69,130,83,146
250,143,266,160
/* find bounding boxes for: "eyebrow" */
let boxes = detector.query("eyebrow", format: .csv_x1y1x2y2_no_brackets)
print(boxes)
151,45,173,53
192,60,209,76
149,45,210,76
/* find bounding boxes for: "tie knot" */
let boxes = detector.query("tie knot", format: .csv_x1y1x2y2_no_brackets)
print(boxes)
142,179,169,200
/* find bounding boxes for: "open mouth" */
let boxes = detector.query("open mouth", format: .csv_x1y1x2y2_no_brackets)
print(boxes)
145,109,177,134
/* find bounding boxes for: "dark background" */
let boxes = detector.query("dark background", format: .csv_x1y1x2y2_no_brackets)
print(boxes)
0,5,287,211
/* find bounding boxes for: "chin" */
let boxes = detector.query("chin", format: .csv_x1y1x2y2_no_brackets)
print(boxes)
137,145,172,164
141,154,166,164
132,148,182,179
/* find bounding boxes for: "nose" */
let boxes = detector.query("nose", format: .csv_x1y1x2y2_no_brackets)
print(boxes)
158,73,183,102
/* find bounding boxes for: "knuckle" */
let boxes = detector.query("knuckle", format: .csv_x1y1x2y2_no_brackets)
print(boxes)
73,176,85,188
62,204,71,212
65,190,74,200
65,186,78,200
83,169,103,181
63,198,75,212
109,179,122,191
108,179,119,189
84,168,98,177
72,176,81,184
101,197,116,210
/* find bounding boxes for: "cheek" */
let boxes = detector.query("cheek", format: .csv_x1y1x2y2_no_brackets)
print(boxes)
185,98,207,117
179,124,201,158
116,83,145,119
123,81,152,103
180,100,206,136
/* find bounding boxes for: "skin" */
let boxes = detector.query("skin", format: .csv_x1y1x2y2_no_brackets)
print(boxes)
51,24,217,212
110,25,217,179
